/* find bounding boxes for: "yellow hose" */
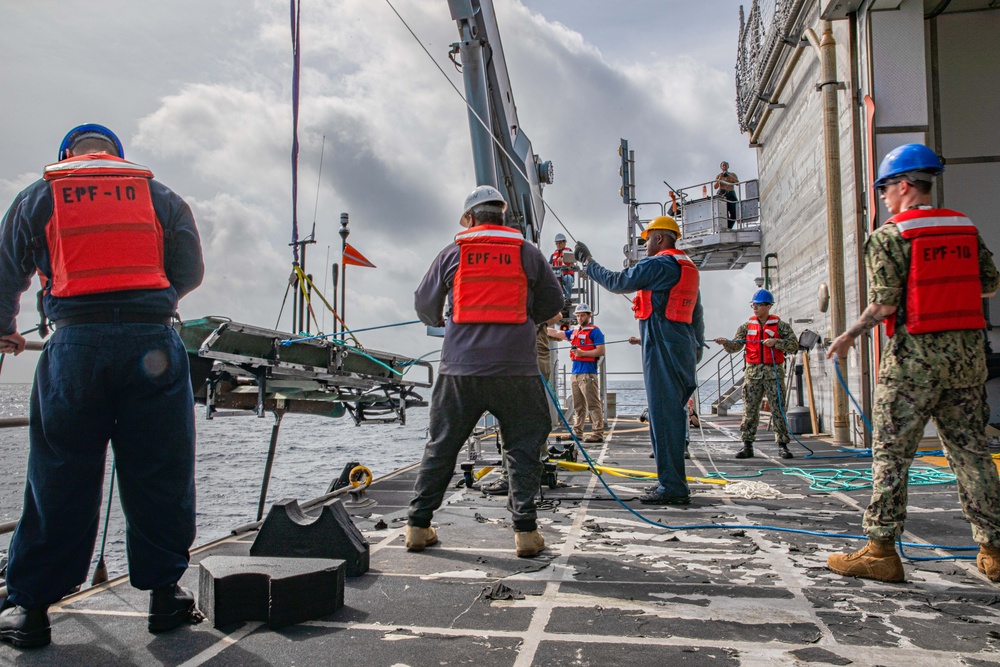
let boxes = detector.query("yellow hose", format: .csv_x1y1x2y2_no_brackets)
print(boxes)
555,460,728,486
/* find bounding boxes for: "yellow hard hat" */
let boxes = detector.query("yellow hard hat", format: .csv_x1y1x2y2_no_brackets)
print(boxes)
641,215,681,241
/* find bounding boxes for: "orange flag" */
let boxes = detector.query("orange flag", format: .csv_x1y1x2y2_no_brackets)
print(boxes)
343,243,376,268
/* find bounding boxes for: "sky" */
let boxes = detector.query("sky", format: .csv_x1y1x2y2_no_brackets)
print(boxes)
0,0,759,383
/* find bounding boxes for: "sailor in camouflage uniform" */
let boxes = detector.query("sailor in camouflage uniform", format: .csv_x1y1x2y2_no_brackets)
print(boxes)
715,289,799,459
826,144,1000,583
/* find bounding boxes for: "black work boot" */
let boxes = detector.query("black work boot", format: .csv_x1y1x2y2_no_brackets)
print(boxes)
0,599,50,649
734,442,755,459
148,584,196,634
778,443,794,459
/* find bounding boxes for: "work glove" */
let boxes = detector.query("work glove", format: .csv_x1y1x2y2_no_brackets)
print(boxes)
574,241,592,265
696,344,705,364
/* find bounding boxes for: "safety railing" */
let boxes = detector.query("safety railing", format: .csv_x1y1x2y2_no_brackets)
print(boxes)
671,179,761,239
736,0,800,132
695,346,745,415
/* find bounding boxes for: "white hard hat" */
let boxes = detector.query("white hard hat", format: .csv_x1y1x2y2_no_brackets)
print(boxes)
554,233,567,243
461,185,508,222
574,303,592,314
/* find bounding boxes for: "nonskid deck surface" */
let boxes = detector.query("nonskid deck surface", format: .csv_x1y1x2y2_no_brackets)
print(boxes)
5,415,1000,666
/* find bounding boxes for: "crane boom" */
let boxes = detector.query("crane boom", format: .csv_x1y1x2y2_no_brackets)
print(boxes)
447,0,552,243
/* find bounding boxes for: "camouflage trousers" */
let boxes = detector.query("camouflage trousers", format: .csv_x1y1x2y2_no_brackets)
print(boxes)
740,375,790,444
864,381,1000,546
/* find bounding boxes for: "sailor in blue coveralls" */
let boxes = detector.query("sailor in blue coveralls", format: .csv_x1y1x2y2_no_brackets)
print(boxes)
576,216,704,505
0,124,204,648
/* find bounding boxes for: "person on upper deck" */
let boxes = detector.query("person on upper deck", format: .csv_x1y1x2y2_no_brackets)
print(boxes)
409,185,563,558
574,216,705,505
0,124,204,648
825,143,1000,584
550,232,575,303
547,303,606,443
714,161,740,229
715,289,798,460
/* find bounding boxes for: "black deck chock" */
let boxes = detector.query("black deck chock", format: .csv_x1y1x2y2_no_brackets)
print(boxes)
250,498,370,577
199,555,344,629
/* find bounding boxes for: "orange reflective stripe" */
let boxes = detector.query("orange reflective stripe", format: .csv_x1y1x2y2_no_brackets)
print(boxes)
54,221,160,238
65,265,167,280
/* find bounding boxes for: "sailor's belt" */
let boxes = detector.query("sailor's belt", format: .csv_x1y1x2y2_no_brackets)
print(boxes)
54,313,173,328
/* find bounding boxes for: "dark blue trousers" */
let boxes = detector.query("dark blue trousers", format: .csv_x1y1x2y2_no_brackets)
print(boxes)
642,325,697,498
6,323,196,609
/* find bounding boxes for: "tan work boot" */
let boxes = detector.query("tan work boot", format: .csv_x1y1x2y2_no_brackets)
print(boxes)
977,544,1000,582
405,525,438,552
827,539,904,583
514,530,545,558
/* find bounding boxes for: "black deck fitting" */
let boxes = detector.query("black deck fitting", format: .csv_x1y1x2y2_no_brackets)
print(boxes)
199,555,345,629
250,498,370,576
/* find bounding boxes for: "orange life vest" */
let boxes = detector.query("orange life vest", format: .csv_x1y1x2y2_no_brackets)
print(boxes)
451,224,527,324
550,248,573,276
43,154,169,297
569,325,600,362
745,315,784,365
883,208,985,337
632,249,699,323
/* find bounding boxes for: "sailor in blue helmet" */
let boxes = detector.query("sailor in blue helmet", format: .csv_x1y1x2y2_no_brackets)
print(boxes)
0,124,204,648
715,288,798,459
574,216,705,505
825,143,1000,584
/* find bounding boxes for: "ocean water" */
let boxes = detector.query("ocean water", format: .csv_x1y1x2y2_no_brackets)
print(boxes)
0,380,648,581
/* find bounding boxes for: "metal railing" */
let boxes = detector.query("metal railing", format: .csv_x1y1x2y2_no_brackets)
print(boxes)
736,0,802,133
695,346,745,415
670,179,760,238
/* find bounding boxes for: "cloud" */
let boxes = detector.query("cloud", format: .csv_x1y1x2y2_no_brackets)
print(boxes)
0,0,760,381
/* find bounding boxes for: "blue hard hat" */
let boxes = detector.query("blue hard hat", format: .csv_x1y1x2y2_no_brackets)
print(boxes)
58,124,124,161
750,289,774,305
874,143,942,187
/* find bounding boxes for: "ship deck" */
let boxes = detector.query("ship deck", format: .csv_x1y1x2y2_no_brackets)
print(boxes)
4,413,1000,666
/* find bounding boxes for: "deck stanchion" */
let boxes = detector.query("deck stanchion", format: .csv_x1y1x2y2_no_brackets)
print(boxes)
256,410,285,522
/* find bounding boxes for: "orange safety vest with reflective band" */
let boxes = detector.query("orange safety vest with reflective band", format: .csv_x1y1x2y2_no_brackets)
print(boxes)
451,224,527,324
883,208,985,337
569,325,600,362
550,248,573,276
43,154,169,297
745,315,785,365
632,249,699,323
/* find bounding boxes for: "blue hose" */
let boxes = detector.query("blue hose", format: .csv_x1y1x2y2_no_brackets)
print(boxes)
539,373,976,559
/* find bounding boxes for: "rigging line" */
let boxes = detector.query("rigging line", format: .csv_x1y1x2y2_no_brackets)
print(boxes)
540,377,976,558
311,135,326,230
322,244,330,332
291,266,362,347
280,320,422,345
381,0,577,243
833,354,875,434
289,0,302,264
0,326,42,378
292,265,324,335
274,276,293,330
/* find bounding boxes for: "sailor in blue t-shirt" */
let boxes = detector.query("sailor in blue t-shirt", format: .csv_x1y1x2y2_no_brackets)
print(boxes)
548,303,606,442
